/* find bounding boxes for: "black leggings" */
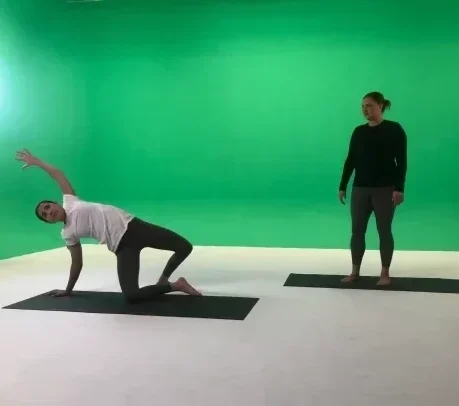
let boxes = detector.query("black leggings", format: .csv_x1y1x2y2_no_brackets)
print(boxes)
350,186,396,269
115,217,193,304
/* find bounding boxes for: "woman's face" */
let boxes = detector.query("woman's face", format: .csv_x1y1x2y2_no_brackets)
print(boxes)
362,97,383,121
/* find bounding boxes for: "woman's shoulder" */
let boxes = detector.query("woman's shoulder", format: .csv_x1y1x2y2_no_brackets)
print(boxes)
382,119,403,128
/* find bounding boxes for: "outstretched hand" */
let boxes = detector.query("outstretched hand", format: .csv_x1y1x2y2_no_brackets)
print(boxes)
16,149,40,169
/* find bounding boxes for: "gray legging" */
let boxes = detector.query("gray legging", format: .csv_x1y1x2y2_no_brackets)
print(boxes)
350,186,395,268
115,217,193,304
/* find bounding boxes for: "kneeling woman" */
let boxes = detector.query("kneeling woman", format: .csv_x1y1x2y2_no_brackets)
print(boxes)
16,149,201,303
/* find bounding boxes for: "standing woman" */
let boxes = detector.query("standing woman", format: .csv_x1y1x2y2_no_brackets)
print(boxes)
338,92,407,286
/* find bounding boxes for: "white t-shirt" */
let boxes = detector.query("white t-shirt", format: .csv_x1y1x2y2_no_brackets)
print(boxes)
61,194,134,253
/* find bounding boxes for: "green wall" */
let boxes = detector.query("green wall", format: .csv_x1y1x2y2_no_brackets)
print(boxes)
1,0,458,259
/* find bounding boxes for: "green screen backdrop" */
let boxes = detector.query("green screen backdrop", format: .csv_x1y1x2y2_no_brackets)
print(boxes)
0,0,458,259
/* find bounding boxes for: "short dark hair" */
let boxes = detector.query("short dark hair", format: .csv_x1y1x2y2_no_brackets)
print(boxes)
364,91,391,112
35,200,56,223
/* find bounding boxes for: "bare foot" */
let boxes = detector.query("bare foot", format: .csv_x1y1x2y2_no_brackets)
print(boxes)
377,276,391,286
173,277,202,296
341,274,359,283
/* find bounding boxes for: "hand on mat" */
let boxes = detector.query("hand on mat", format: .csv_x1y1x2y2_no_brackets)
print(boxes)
392,191,404,206
16,149,40,169
48,290,71,298
338,190,346,205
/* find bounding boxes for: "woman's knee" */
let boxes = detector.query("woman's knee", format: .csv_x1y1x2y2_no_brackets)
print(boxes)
118,277,141,304
377,228,393,243
351,220,369,238
178,239,193,257
375,218,393,237
123,290,140,305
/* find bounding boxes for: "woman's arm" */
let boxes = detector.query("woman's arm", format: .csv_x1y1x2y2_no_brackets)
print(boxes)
65,243,84,293
48,243,83,297
16,149,76,195
339,129,357,191
394,124,408,193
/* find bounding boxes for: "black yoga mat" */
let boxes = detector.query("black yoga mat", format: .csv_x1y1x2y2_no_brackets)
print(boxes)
3,290,259,320
284,273,459,294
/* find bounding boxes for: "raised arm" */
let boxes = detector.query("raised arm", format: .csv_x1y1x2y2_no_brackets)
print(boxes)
16,149,76,195
49,243,83,297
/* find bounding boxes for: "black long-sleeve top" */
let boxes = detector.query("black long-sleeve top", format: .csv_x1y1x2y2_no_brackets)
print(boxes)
339,120,407,193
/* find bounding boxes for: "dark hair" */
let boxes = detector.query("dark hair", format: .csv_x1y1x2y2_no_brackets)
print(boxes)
35,200,56,223
364,91,391,112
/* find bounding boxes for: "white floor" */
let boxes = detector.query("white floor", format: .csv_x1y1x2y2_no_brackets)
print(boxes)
1,245,459,406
